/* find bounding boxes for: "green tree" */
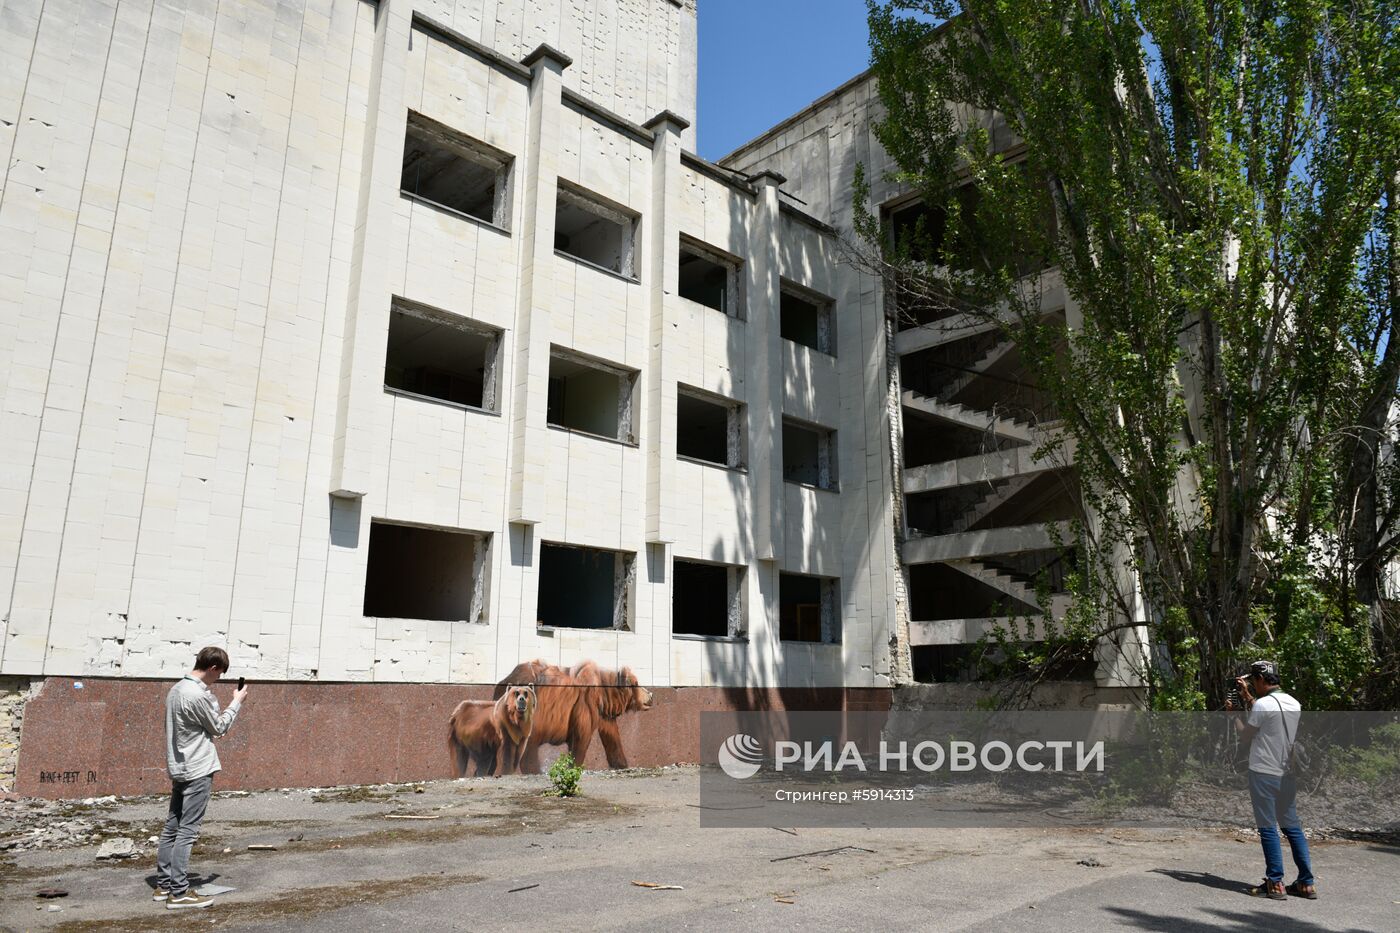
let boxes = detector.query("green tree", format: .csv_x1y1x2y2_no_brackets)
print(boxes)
861,0,1400,706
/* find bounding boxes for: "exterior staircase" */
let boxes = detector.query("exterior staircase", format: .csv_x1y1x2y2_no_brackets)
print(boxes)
943,473,1036,534
946,558,1070,617
900,389,1035,443
939,338,1016,401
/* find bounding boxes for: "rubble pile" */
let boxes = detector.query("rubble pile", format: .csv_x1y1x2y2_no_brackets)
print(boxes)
0,796,134,854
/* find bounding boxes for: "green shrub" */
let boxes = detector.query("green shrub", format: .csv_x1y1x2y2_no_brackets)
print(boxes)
547,752,583,797
1246,577,1373,710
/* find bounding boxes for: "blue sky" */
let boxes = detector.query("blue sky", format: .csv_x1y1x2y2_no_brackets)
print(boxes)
695,0,873,161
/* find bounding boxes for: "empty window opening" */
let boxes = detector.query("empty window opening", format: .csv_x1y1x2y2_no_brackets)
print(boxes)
779,572,840,644
676,387,744,468
547,349,638,443
782,419,837,490
672,559,746,638
780,283,833,354
400,112,512,227
384,299,500,410
363,521,489,622
537,543,634,630
678,237,743,317
555,181,637,277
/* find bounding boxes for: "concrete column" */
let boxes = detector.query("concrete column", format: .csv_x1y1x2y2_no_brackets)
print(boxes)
642,110,689,546
507,44,572,526
330,0,412,498
748,171,786,563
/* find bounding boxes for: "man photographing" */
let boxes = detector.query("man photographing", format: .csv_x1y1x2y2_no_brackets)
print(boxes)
1226,659,1316,901
154,647,248,909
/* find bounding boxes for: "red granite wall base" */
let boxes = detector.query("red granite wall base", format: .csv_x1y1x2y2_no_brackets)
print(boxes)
13,677,892,798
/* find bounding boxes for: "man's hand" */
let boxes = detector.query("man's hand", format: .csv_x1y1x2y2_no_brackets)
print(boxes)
234,685,249,704
1226,677,1251,713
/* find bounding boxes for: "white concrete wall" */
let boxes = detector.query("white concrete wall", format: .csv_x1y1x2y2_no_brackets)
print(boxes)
0,0,897,688
413,0,697,148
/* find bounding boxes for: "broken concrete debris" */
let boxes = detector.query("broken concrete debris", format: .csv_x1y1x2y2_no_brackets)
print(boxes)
95,837,139,860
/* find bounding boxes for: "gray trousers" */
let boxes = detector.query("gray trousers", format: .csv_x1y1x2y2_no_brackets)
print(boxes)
155,774,213,894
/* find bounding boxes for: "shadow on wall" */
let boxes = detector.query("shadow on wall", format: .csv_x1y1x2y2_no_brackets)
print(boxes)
329,494,361,548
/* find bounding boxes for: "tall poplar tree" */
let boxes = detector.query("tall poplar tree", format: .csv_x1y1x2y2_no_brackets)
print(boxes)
861,0,1400,706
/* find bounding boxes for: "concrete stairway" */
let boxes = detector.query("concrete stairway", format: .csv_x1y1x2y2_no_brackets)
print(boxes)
946,559,1070,616
940,338,1016,401
943,473,1037,534
900,389,1035,443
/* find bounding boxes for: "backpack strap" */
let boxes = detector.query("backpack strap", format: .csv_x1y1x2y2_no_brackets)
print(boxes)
1271,694,1298,766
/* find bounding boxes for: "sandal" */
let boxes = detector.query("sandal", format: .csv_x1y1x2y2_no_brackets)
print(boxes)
1286,881,1318,900
1247,879,1287,900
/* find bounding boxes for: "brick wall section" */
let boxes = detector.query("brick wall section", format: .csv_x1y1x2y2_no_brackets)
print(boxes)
0,676,34,791
14,677,892,798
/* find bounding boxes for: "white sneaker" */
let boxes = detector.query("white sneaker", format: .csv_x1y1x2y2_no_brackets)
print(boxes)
166,891,215,909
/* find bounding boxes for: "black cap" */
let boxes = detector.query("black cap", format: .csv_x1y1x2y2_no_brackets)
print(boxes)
1249,659,1278,679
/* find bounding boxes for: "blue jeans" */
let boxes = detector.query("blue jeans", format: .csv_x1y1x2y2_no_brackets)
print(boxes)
1248,770,1314,885
155,774,213,895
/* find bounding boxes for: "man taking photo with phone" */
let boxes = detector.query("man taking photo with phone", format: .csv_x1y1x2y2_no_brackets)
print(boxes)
1226,659,1317,901
154,646,248,909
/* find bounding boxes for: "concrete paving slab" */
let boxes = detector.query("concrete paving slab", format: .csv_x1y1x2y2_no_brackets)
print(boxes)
0,768,1393,932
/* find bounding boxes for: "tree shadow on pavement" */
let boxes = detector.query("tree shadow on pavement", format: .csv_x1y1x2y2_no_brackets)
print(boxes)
1103,906,1369,933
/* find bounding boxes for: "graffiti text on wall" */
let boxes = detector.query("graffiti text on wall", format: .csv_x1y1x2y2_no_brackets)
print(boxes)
38,770,98,784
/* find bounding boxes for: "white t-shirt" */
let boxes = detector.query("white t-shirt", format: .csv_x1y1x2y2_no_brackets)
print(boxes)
1246,690,1301,777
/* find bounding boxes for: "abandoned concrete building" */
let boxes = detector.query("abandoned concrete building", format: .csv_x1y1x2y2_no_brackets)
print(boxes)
0,0,1137,794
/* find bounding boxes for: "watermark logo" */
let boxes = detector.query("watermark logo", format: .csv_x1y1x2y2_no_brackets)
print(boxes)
717,733,764,779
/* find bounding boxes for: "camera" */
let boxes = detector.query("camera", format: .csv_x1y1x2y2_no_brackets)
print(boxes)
1226,676,1244,709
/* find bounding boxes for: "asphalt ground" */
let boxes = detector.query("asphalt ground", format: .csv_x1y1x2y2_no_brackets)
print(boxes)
1,767,1396,932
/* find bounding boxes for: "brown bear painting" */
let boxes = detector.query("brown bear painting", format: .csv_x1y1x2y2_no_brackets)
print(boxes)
447,683,537,777
493,659,653,772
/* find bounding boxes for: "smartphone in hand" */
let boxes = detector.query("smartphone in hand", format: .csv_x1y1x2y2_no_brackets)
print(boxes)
237,677,245,691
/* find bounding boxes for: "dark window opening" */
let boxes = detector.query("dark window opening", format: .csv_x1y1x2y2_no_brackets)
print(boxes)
782,419,836,489
546,349,637,443
672,560,744,638
400,112,511,226
537,543,633,630
555,182,637,277
677,388,742,467
363,522,488,622
384,300,499,410
678,238,741,317
780,284,833,354
779,572,840,643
